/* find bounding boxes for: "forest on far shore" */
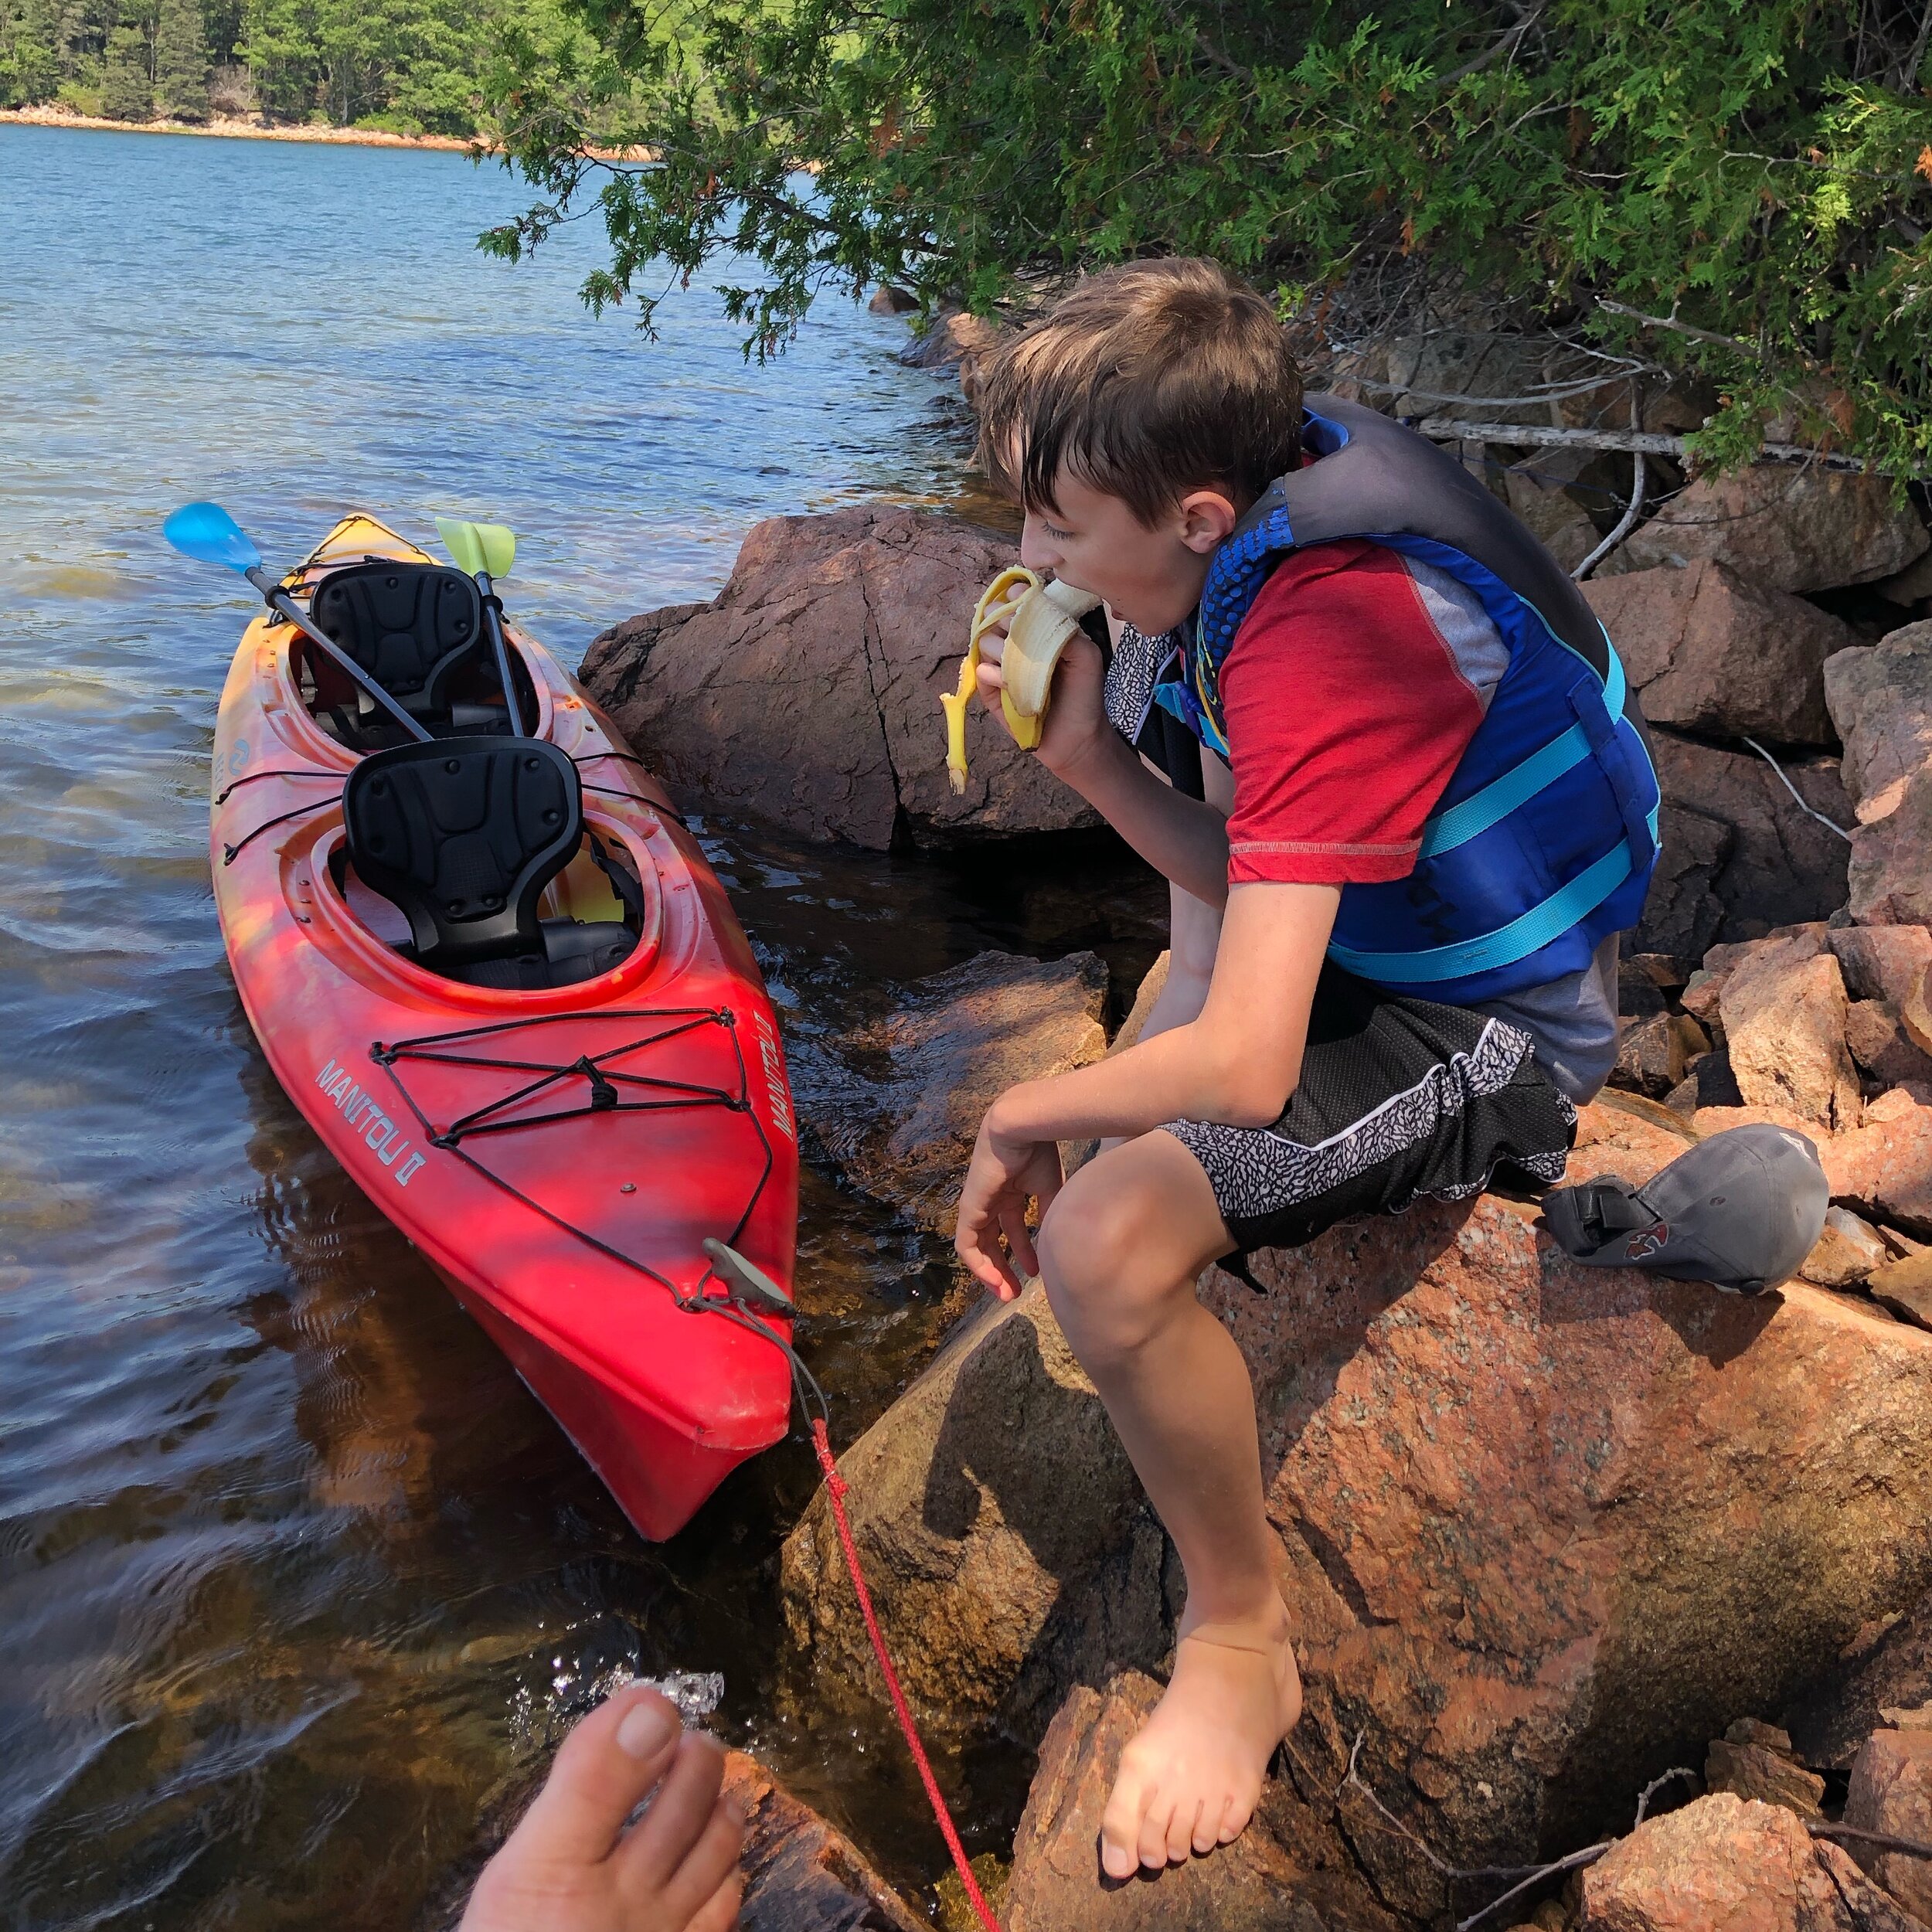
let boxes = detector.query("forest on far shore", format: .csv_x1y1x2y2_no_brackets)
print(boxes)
0,0,579,134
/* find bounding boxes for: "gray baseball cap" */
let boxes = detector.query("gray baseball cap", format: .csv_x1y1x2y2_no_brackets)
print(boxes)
1542,1124,1829,1294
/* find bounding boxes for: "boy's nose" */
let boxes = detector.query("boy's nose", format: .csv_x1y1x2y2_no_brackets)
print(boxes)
1019,515,1060,574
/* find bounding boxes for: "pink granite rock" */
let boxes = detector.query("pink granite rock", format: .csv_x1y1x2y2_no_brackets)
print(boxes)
1845,1726,1932,1923
1611,468,1929,593
1584,560,1855,744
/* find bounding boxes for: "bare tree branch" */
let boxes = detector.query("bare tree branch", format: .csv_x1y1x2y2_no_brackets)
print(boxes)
1411,416,1868,471
1597,298,1759,358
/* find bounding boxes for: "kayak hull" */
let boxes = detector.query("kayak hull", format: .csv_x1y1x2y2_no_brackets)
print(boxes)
211,515,800,1541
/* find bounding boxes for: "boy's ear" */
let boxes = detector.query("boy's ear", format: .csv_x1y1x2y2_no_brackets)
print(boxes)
1175,488,1241,555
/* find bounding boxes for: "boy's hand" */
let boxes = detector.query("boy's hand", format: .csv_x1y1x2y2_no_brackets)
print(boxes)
975,614,1111,782
954,1108,1065,1301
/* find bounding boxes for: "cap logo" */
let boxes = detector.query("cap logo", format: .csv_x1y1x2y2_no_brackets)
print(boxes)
1627,1224,1668,1260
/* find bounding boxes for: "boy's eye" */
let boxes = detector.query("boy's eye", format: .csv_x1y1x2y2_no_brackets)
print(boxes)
1042,521,1073,540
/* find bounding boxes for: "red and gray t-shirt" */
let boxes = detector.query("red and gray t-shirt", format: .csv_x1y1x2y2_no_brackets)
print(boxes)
1105,539,1619,1100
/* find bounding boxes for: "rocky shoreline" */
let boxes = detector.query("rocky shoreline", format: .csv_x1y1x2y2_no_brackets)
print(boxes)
550,343,1932,1928
0,101,483,150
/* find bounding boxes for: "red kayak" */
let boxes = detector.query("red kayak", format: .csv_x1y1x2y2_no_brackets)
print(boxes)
209,514,800,1539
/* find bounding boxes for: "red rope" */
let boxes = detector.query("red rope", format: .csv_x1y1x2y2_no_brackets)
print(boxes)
811,1417,1003,1932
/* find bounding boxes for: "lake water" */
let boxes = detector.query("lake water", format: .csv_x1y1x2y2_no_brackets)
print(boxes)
0,124,1163,1929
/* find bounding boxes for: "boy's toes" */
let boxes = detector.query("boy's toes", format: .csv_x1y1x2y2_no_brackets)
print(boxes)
1098,1753,1156,1879
1166,1795,1204,1866
1137,1787,1180,1872
1194,1795,1231,1855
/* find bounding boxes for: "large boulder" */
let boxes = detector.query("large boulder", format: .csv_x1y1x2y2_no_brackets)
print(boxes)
1632,734,1852,957
780,1280,1175,1741
1716,928,1862,1131
1831,928,1932,1009
1787,1593,1932,1771
1607,468,1930,594
1505,464,1604,574
1002,1672,1400,1932
795,950,1108,1236
1573,1792,1924,1932
1845,1729,1932,1923
786,1181,1932,1915
1821,1096,1932,1237
1584,561,1856,745
1848,764,1932,930
1824,623,1932,827
1634,801,1735,964
578,509,1099,849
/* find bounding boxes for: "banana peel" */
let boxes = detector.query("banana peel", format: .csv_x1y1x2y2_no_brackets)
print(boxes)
941,568,1104,794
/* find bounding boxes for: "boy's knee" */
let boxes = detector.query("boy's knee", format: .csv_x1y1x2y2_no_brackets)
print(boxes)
1037,1165,1182,1352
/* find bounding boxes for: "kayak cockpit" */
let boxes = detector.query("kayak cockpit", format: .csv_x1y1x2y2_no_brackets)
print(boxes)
280,559,539,750
332,737,648,993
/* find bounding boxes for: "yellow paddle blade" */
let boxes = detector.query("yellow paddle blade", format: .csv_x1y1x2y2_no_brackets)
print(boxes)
435,516,516,580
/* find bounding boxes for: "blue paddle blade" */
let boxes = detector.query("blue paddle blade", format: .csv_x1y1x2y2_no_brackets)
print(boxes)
162,502,262,576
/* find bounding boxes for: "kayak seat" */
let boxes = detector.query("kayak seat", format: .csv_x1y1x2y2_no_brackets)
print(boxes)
343,735,634,987
443,920,638,991
310,562,487,730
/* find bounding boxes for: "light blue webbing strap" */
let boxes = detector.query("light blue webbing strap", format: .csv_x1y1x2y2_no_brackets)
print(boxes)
1329,801,1661,985
1416,634,1630,860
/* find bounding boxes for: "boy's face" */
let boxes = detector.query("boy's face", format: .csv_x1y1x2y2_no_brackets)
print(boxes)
1018,467,1239,636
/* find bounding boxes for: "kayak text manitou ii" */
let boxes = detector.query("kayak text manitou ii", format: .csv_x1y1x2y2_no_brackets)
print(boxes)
206,514,800,1539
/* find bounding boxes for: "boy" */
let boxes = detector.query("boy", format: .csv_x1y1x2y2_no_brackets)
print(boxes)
953,260,1658,1881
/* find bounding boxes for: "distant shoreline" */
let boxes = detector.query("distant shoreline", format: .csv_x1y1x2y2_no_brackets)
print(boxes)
0,103,485,152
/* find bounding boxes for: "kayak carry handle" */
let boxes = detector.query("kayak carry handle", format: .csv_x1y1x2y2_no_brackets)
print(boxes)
701,1238,794,1318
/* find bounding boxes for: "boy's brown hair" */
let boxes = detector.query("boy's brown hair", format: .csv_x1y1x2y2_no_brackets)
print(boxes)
975,258,1304,528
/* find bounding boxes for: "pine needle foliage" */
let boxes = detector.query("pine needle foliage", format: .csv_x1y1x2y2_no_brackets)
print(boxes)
481,0,1932,478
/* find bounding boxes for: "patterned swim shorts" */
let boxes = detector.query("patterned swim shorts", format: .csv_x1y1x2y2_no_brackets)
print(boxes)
1163,964,1577,1254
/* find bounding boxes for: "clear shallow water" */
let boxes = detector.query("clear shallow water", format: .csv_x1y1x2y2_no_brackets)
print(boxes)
0,124,1164,1929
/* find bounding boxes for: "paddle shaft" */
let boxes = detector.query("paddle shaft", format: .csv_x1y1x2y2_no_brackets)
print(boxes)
245,566,431,743
474,571,526,736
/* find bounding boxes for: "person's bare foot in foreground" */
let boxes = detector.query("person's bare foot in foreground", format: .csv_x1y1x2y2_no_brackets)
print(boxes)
1100,1594,1304,1876
461,1684,744,1932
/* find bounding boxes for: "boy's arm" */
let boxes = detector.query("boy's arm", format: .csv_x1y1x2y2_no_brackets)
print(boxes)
1134,750,1234,1041
955,879,1338,1295
978,628,1231,906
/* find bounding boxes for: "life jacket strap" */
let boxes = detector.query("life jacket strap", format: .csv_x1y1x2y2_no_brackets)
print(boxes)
1416,634,1630,862
1328,801,1659,985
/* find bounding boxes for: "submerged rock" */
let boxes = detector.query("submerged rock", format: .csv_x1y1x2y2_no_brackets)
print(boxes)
1002,1672,1400,1932
1584,560,1855,745
1606,466,1930,593
797,949,1107,1236
579,509,1098,849
723,1752,936,1932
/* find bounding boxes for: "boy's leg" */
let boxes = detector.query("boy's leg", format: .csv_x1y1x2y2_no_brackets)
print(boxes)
1039,967,1577,1879
1035,1130,1300,1879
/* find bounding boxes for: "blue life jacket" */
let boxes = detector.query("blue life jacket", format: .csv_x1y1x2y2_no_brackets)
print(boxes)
1157,397,1661,1007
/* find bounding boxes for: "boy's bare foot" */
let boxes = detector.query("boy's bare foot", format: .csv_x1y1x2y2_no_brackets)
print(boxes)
461,1685,745,1932
1098,1596,1302,1878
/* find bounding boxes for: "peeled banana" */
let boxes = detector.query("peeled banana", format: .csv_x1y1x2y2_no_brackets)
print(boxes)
941,568,1104,794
